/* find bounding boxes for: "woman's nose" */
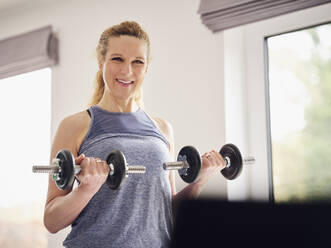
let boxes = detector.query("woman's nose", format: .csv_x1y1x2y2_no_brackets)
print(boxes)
119,62,132,75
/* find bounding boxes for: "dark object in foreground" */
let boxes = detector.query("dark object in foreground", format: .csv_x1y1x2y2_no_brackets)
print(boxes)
171,199,331,248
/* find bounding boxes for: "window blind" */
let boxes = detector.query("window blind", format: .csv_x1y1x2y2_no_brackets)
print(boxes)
198,0,331,32
0,26,58,79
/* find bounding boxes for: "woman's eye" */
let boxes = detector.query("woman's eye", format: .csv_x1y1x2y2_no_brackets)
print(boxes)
134,60,144,64
111,57,123,61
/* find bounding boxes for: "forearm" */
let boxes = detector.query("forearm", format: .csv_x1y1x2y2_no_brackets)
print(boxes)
172,181,205,219
44,185,97,233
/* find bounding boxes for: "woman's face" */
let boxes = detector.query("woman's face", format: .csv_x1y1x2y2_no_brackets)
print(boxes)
100,35,148,103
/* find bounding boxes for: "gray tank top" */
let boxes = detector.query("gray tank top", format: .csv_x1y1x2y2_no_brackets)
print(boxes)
63,105,173,248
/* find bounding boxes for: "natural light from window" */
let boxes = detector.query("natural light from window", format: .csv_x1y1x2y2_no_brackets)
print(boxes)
267,23,331,203
0,68,51,247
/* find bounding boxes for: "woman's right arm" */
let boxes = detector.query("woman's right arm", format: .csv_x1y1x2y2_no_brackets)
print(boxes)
43,113,109,234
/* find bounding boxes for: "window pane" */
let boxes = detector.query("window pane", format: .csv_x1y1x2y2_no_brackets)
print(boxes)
0,68,51,247
267,23,331,203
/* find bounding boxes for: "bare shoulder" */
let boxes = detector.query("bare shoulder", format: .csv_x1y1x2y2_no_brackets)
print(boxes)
152,117,173,138
150,116,174,149
58,111,90,135
52,110,90,156
61,110,90,130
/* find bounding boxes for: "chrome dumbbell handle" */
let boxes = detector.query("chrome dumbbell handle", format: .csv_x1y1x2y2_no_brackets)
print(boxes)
32,158,62,173
243,156,255,165
32,158,102,175
32,165,60,173
163,161,189,170
163,156,255,170
163,155,190,170
223,155,256,168
127,166,146,174
32,162,146,176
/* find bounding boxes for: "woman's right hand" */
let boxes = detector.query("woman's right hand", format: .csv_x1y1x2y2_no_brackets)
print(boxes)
74,154,110,193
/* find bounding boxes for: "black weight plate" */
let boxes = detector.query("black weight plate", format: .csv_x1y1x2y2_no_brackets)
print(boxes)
178,146,202,183
220,144,243,180
106,150,127,190
55,149,75,190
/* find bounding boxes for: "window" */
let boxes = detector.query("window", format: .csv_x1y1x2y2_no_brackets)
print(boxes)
0,68,51,247
224,3,331,202
267,23,331,203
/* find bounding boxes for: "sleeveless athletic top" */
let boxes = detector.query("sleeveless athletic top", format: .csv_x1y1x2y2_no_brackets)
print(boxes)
63,105,173,248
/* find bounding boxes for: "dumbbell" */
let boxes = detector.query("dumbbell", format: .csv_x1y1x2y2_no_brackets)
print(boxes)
163,143,255,183
32,149,146,190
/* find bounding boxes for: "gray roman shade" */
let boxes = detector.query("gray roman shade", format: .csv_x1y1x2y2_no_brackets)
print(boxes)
0,26,58,79
198,0,331,32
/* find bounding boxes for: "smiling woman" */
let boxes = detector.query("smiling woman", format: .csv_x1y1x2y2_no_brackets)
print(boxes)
42,21,177,248
89,21,150,109
42,20,225,248
96,35,149,111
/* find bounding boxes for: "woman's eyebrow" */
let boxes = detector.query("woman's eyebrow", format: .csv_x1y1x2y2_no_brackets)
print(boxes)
136,56,146,60
110,54,145,60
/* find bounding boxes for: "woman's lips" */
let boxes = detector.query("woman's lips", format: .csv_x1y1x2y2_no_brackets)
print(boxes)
116,78,134,87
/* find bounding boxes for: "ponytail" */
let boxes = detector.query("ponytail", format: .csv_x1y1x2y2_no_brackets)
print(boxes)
89,70,104,107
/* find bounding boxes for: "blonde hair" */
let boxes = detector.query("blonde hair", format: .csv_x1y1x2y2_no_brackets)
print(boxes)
89,21,150,107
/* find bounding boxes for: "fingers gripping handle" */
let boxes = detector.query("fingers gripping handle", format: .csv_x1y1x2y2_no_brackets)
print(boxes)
32,162,146,176
32,150,146,190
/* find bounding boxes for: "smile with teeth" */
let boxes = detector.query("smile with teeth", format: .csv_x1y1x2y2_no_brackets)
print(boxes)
116,78,134,85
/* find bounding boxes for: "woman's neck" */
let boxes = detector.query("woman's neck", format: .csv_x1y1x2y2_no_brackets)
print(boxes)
97,95,139,113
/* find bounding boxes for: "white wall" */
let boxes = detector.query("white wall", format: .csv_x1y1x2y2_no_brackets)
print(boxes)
0,0,226,246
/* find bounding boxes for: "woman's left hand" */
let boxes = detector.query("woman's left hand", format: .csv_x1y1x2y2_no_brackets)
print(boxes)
195,150,226,186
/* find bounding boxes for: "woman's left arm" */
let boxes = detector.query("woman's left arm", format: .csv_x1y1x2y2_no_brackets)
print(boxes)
155,118,226,218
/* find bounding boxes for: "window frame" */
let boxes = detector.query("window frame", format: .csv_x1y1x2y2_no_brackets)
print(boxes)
223,3,331,202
